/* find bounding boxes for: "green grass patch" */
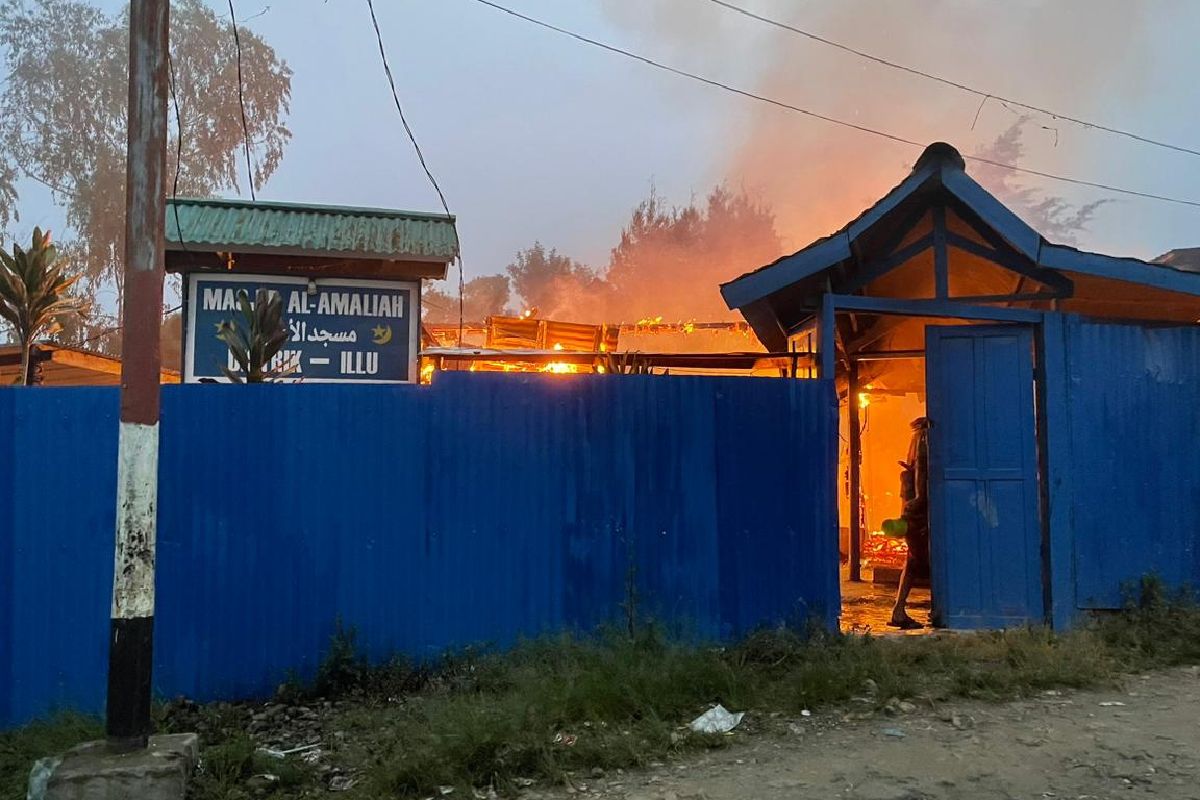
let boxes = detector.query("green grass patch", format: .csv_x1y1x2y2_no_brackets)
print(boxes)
3,581,1199,799
0,714,100,800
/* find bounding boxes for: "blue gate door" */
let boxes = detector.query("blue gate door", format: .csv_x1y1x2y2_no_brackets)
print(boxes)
925,324,1043,629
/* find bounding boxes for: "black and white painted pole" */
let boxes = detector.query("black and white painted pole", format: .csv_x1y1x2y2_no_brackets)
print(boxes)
106,0,169,751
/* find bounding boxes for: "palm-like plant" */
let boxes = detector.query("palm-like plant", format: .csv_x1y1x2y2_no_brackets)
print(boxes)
214,288,294,383
0,228,86,386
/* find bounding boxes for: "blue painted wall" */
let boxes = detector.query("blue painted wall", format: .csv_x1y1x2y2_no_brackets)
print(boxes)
1060,319,1200,609
0,373,837,727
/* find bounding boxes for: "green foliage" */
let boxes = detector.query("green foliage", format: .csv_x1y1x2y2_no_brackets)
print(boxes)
0,714,99,800
214,289,293,383
0,0,292,351
0,227,86,384
424,274,513,325
4,589,1200,800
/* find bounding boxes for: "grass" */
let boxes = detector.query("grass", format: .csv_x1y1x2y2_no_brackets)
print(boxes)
4,581,1200,799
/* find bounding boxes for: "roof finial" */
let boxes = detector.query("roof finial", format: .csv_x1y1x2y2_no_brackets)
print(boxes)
914,142,966,173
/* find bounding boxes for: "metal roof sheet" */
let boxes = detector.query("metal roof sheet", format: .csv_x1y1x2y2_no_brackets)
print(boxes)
165,198,459,262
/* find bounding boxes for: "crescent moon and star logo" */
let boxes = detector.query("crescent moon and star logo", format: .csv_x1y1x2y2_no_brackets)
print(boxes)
371,324,393,346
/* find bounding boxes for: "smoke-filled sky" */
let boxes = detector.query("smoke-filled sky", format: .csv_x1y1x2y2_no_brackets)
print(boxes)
10,0,1200,295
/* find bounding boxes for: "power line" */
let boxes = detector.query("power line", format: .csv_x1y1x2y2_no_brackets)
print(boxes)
167,52,188,252
77,303,184,348
227,0,257,201
705,0,1200,161
465,0,1200,210
365,0,466,342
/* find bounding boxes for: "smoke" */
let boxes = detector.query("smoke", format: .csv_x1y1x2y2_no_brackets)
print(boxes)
603,0,1159,254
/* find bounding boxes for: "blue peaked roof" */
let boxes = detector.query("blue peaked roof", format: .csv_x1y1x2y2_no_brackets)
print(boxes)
720,142,1200,312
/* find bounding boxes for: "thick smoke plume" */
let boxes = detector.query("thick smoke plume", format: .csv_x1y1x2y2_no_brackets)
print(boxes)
604,0,1155,252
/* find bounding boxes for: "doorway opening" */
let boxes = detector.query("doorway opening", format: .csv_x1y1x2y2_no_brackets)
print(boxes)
835,317,1044,633
839,350,930,634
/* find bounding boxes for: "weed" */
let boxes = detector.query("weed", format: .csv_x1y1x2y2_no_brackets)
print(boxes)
3,584,1199,800
0,714,99,800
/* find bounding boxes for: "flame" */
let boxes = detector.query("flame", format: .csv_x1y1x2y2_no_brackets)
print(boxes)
863,528,909,570
682,320,696,334
858,392,871,409
419,361,435,385
553,343,564,351
542,361,578,374
636,316,664,327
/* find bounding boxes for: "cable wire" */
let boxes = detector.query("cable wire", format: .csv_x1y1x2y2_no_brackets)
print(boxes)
168,51,188,252
78,304,185,348
705,0,1200,160
466,0,1200,210
227,0,257,201
365,0,465,342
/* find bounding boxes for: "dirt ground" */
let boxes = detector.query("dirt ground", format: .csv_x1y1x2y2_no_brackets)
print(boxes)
534,666,1200,800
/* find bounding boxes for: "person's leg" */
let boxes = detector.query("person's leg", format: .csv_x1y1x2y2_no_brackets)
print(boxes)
889,557,920,627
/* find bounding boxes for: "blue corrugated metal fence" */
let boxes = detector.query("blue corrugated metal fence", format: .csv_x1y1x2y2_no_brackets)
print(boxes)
0,373,837,728
1060,319,1200,609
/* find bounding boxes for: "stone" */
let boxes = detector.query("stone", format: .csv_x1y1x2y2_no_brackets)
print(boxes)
30,733,198,800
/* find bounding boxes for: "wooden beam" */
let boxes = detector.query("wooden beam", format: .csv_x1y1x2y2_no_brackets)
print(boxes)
946,232,1074,295
851,349,926,362
829,293,1045,323
819,293,837,379
933,206,949,298
848,360,863,583
840,234,934,294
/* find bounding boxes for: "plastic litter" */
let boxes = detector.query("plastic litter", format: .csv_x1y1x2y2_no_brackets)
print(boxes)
689,704,745,734
1099,701,1126,707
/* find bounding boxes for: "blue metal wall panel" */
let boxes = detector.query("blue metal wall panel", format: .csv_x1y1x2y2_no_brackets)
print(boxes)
1,374,836,727
1064,320,1200,608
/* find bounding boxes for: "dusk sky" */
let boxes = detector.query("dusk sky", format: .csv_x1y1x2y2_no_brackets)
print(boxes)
10,0,1200,300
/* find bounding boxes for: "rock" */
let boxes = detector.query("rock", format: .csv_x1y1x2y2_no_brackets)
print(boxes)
863,678,880,696
329,775,357,792
950,714,975,730
898,701,918,714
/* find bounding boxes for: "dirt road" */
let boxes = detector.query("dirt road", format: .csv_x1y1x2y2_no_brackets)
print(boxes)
537,666,1200,800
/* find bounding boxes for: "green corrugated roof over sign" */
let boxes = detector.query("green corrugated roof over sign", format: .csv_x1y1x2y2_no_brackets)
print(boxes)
165,198,459,262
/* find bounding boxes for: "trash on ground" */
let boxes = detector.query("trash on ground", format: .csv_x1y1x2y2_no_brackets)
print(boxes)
257,743,321,759
1099,701,1126,707
881,727,906,738
689,704,745,734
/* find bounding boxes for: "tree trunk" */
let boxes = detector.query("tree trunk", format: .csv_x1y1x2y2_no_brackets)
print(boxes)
18,338,30,386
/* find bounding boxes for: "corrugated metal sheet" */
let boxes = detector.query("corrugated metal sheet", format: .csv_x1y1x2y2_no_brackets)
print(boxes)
165,198,459,261
0,374,836,727
1064,319,1200,608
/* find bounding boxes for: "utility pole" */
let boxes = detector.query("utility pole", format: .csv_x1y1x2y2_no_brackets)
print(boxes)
107,0,169,751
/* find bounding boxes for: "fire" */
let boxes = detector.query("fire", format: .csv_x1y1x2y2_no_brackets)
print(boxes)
863,528,908,570
541,361,580,375
858,392,871,409
636,315,664,327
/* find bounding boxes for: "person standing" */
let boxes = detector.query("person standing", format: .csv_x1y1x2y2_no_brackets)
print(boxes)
889,417,931,629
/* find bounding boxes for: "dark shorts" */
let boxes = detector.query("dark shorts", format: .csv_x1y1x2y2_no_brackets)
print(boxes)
904,517,931,579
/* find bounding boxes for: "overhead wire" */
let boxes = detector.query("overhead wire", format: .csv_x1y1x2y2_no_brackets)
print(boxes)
465,0,1200,210
365,0,466,343
704,0,1200,160
226,0,258,201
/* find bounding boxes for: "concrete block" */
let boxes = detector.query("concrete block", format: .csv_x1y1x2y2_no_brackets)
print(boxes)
29,733,198,800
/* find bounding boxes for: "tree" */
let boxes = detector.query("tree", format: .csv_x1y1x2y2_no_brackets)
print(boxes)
605,186,781,321
0,0,292,351
0,228,86,385
972,120,1107,245
506,242,608,322
424,275,513,324
214,289,292,383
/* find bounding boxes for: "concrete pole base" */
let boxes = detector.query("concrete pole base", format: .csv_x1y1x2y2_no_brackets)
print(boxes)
28,733,198,800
